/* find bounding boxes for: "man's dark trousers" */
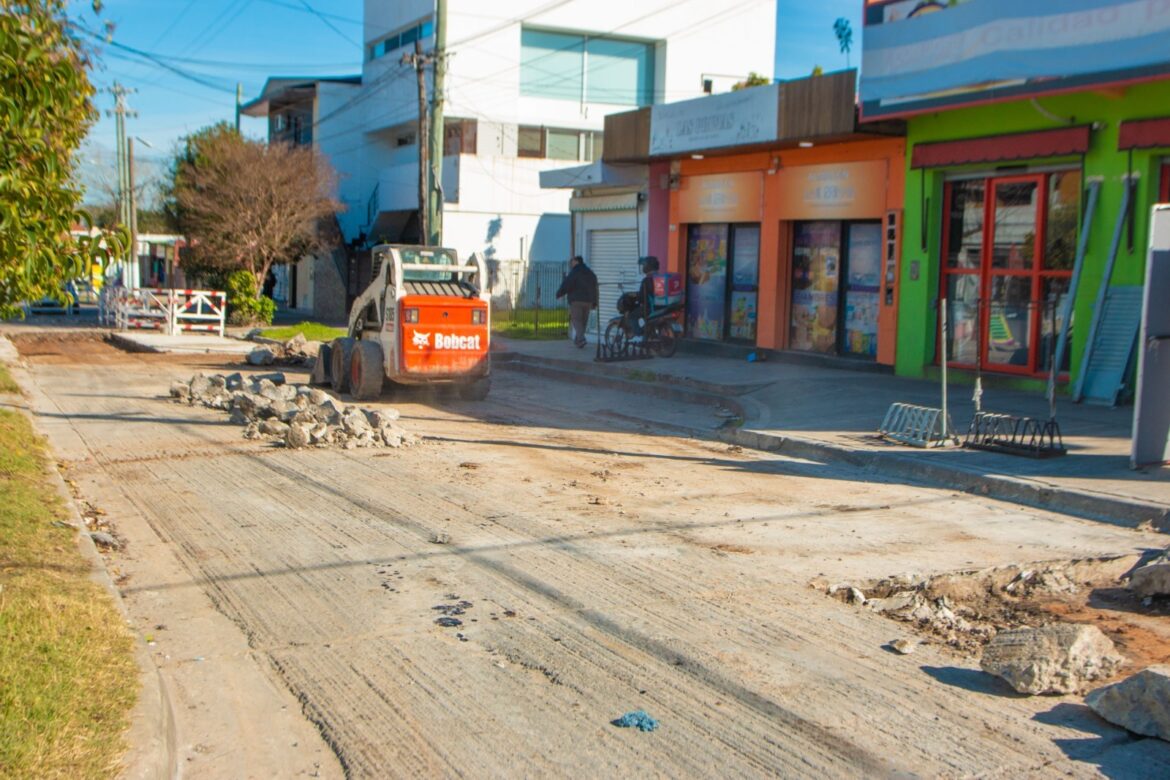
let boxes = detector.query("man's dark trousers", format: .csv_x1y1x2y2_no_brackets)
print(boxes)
570,301,592,347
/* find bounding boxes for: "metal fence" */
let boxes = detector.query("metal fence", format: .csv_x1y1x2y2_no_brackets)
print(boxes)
486,259,570,339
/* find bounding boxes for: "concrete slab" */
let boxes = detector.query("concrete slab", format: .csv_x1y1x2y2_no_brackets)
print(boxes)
109,331,255,355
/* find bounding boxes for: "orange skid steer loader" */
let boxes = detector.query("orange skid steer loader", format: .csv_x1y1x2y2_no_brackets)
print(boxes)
318,245,491,401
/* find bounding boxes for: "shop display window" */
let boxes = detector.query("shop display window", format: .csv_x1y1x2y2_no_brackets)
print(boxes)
940,170,1080,376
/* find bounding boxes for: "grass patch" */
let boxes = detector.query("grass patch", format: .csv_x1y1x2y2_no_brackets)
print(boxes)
0,410,137,778
492,309,569,341
259,321,347,342
0,363,16,394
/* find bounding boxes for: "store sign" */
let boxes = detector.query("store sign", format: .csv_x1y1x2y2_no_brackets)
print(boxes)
774,160,888,220
677,172,763,224
650,85,779,156
861,0,1170,119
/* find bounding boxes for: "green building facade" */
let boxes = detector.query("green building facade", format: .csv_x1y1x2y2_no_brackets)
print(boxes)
896,79,1170,390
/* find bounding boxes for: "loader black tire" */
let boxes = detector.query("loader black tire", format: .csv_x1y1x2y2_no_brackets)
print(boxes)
457,377,491,401
330,337,355,393
350,340,385,401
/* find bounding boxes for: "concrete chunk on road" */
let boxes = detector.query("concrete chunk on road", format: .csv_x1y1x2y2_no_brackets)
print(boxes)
1128,552,1170,598
980,624,1124,695
1086,665,1170,741
247,346,276,366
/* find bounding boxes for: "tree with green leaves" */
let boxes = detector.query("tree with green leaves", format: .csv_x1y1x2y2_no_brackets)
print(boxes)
732,72,771,91
834,17,853,69
0,0,125,318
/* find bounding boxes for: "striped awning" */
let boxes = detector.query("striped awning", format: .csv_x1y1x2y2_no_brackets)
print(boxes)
1118,117,1170,151
911,126,1091,169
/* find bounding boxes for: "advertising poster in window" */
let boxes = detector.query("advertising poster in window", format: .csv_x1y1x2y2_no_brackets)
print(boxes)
844,223,882,358
729,226,760,342
790,222,840,353
686,224,729,340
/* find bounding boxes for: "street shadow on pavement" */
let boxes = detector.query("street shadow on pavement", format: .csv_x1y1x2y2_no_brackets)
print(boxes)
1034,702,1170,779
918,666,1024,698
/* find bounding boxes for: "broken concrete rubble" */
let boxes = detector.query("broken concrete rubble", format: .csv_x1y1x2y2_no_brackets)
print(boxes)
171,371,418,450
1086,665,1170,742
244,333,323,368
980,624,1124,695
246,347,276,366
1128,552,1170,598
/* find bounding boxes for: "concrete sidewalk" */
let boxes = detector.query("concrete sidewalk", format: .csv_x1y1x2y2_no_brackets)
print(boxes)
495,336,1170,531
108,331,255,355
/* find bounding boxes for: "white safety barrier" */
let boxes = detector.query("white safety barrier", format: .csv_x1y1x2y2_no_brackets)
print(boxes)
112,288,226,337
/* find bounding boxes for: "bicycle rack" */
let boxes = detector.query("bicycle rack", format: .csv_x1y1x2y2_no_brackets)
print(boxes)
595,337,654,363
963,412,1067,458
878,403,958,448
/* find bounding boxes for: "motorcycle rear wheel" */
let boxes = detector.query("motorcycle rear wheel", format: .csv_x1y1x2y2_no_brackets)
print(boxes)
604,319,627,353
651,322,678,357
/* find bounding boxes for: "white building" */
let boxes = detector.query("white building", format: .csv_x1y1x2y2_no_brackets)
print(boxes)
244,0,775,314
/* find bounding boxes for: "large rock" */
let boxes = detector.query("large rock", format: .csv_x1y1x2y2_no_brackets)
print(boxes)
189,373,211,398
1128,554,1170,598
246,346,276,366
285,332,307,354
342,410,371,435
980,624,1124,695
1086,665,1170,741
259,419,290,437
285,424,310,449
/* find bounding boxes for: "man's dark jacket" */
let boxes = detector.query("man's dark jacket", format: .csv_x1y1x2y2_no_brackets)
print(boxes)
556,263,599,306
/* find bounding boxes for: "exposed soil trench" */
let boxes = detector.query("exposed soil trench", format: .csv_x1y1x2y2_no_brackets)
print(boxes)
8,331,1170,778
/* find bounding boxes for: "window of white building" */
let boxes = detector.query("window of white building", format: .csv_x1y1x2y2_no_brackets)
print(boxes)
368,18,434,61
517,126,604,161
520,28,655,106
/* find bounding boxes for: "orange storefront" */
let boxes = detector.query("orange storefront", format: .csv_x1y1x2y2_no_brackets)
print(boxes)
665,137,905,366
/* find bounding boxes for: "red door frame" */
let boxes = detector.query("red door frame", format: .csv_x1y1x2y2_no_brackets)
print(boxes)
1161,162,1170,202
940,173,1075,376
981,174,1046,375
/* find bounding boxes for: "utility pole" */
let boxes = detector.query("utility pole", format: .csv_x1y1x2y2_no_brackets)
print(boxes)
128,137,138,285
427,0,447,247
105,83,137,280
403,42,429,243
235,82,243,132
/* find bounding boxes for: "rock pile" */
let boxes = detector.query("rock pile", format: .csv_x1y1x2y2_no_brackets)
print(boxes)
170,371,418,450
245,332,322,367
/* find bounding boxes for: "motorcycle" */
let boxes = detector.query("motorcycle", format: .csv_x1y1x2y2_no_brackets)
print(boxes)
604,287,683,358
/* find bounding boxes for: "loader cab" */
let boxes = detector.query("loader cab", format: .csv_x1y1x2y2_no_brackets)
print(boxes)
326,245,492,401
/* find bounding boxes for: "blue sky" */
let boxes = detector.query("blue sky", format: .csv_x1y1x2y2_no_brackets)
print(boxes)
775,1,863,80
72,1,864,195
73,0,363,165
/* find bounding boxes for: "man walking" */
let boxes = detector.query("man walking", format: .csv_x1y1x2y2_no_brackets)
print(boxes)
555,255,599,348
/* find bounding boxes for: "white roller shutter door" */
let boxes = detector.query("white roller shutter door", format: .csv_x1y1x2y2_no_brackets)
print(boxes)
587,228,640,330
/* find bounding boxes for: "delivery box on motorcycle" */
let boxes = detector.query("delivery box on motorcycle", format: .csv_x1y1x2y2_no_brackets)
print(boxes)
650,273,683,309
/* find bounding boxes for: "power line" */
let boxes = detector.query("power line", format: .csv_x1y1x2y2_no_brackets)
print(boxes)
178,0,253,59
256,0,362,26
294,0,360,47
75,26,239,94
154,0,201,47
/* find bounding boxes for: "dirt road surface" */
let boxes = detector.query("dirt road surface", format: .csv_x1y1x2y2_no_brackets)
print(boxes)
8,332,1170,778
